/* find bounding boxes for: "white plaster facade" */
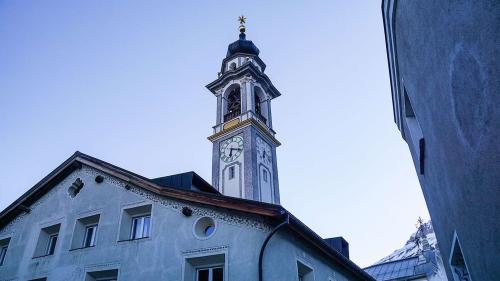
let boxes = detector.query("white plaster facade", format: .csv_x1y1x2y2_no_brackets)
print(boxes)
0,163,370,281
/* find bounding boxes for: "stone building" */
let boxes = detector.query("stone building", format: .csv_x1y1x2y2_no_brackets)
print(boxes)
381,1,500,281
0,22,373,281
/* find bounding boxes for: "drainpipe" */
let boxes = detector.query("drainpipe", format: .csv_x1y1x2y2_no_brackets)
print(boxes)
258,213,290,281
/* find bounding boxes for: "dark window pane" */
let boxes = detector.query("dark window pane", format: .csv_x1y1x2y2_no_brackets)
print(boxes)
255,95,262,115
48,235,57,255
84,226,96,247
213,267,224,281
204,225,215,236
131,218,140,239
0,246,7,266
197,269,209,281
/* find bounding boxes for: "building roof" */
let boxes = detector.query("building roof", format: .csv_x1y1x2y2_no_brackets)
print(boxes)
151,171,219,194
226,32,260,58
0,151,374,281
364,250,438,281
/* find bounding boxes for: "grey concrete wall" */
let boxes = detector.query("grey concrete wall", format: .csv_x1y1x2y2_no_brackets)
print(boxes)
392,1,500,280
0,165,362,280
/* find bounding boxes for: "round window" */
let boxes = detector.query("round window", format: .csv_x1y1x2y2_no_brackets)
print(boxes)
193,217,217,240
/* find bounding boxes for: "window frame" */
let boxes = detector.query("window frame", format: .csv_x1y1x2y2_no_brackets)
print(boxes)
33,223,61,258
83,224,98,248
183,250,227,281
130,215,151,240
0,244,8,266
449,231,472,281
196,265,224,281
46,234,58,255
228,166,235,180
296,259,315,281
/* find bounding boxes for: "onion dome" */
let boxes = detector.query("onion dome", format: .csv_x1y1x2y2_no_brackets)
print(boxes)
226,16,260,57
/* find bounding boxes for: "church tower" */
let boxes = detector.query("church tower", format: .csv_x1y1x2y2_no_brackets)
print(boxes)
206,17,281,204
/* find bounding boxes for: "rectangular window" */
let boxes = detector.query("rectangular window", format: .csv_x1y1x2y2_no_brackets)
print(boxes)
228,166,235,180
403,87,425,175
197,267,223,281
0,245,7,266
118,204,152,241
46,234,58,255
449,233,471,281
185,252,226,281
263,170,268,182
70,214,100,250
297,260,314,281
34,223,61,257
0,237,10,266
86,269,118,281
83,225,98,247
131,215,151,240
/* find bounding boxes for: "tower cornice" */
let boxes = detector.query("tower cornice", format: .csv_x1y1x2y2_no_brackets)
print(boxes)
220,53,266,73
207,118,281,147
206,63,281,99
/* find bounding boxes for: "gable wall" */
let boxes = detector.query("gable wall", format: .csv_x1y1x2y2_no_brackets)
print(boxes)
0,165,365,281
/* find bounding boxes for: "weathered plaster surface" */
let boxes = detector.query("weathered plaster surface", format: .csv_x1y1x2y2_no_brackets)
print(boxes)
0,165,361,280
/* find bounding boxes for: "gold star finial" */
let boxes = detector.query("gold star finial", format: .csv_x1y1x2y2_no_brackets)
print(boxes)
238,15,246,33
238,15,246,25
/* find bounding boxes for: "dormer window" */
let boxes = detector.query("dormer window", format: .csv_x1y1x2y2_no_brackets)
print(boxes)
229,62,236,71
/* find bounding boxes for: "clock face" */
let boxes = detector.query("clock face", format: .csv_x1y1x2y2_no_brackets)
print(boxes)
256,137,272,166
220,136,244,163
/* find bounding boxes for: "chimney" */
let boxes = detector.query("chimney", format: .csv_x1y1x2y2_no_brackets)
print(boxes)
324,237,349,259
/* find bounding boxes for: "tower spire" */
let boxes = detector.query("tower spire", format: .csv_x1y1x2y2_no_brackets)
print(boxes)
238,15,246,32
206,19,282,204
238,15,246,39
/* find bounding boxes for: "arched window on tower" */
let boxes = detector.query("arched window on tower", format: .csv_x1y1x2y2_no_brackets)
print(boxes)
253,87,268,125
224,87,241,122
255,94,262,116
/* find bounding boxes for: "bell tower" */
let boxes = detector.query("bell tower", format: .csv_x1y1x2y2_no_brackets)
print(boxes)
206,17,281,204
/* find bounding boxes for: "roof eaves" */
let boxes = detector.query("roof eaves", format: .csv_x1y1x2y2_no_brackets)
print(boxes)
0,151,83,227
286,214,375,281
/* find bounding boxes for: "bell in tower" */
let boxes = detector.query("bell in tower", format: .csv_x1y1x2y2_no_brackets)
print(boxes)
206,16,282,204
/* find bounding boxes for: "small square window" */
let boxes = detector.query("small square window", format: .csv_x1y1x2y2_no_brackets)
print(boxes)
297,260,314,281
0,237,10,266
71,214,100,250
34,223,61,257
228,166,235,180
118,204,152,241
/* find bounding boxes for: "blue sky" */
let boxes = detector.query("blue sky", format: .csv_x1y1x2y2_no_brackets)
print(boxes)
0,1,429,267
